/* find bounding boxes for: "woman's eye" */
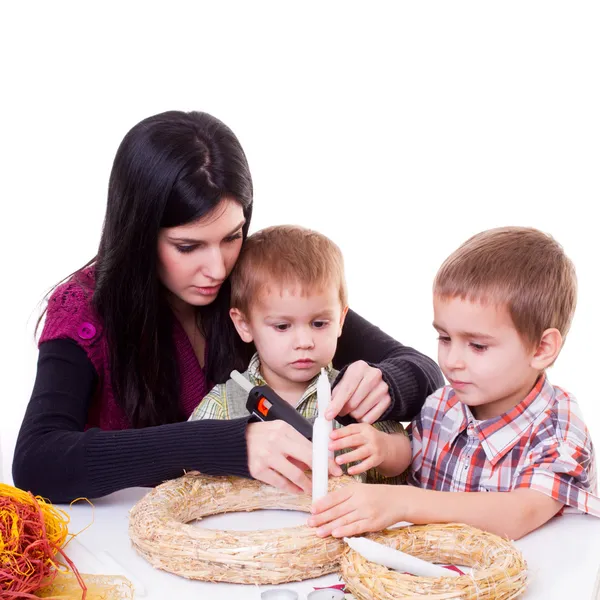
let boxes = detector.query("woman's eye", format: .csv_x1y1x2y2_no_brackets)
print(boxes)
176,245,196,254
225,232,243,243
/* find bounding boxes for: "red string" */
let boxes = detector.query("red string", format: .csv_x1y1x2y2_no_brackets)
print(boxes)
0,492,86,599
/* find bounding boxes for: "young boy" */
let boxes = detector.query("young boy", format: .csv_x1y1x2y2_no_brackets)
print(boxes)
189,225,411,484
309,226,599,540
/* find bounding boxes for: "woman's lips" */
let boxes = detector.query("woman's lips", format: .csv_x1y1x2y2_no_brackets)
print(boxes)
191,284,222,296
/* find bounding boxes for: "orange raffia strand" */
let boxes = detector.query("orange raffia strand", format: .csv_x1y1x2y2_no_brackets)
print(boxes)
0,483,87,599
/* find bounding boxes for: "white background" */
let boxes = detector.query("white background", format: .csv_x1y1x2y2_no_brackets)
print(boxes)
1,2,599,482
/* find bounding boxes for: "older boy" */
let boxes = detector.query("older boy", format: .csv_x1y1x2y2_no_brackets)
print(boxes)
310,227,599,540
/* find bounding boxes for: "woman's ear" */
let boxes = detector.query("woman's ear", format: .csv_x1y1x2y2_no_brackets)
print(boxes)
530,328,563,370
229,308,254,343
337,306,349,337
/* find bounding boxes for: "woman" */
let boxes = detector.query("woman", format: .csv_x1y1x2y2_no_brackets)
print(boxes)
12,111,443,502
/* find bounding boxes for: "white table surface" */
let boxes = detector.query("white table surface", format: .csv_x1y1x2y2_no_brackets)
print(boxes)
57,487,600,600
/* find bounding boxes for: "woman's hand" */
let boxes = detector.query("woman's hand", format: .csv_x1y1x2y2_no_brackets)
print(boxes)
326,361,391,423
246,420,342,494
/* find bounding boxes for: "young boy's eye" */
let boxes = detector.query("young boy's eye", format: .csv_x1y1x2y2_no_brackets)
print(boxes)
274,324,290,332
312,320,329,329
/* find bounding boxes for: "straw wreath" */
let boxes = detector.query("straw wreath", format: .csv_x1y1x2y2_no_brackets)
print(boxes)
128,471,353,584
341,523,528,599
129,473,527,595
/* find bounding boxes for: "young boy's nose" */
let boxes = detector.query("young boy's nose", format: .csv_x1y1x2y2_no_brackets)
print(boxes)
293,328,315,349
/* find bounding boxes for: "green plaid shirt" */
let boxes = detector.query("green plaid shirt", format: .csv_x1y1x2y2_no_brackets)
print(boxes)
189,353,406,483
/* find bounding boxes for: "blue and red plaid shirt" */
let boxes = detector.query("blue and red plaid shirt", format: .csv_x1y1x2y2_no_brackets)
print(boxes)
408,375,600,517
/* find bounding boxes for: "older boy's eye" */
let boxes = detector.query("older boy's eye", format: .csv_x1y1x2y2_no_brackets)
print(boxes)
312,320,329,329
274,324,290,332
437,335,451,344
470,343,488,352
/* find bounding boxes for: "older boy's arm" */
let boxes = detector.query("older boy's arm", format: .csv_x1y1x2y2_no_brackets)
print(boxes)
310,484,563,540
404,487,563,540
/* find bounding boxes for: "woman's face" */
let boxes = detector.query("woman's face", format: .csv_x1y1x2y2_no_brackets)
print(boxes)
157,197,246,308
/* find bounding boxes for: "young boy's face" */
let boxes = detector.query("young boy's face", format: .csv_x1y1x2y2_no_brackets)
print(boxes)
232,282,347,395
433,295,539,420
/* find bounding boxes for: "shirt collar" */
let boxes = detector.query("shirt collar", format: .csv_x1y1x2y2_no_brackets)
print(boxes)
448,374,556,466
246,353,335,409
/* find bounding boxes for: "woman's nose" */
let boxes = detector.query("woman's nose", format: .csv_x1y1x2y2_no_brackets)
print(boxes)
202,247,226,281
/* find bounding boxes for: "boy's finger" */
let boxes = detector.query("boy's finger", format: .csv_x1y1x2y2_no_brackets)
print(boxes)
330,424,361,439
336,446,370,465
329,433,364,452
316,510,361,538
331,519,371,538
308,499,350,528
311,487,351,515
348,457,376,475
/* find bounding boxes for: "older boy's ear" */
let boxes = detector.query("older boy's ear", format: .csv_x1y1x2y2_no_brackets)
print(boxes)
229,308,254,343
337,306,349,336
531,328,562,370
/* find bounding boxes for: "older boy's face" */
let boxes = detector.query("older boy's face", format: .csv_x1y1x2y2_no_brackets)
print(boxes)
433,296,539,420
244,284,347,396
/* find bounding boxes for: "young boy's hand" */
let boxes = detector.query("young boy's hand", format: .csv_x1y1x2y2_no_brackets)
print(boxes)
329,423,390,475
308,482,404,537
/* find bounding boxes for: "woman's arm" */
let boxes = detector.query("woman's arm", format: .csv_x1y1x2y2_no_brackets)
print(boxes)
12,339,251,503
333,309,443,422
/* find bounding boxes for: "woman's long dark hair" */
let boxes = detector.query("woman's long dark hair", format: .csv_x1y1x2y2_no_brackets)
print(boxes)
93,111,253,427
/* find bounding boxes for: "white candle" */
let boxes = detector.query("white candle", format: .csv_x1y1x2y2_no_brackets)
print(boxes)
312,368,332,502
344,536,459,578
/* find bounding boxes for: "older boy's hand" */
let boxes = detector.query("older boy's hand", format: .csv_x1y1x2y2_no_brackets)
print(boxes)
327,361,391,423
308,482,405,537
328,423,389,475
246,421,343,495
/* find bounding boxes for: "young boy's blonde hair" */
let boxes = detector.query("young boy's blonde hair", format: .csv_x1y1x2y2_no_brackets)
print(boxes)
434,226,577,348
230,225,348,315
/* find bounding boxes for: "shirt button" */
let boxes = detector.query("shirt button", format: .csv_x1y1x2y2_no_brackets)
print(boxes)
78,322,96,340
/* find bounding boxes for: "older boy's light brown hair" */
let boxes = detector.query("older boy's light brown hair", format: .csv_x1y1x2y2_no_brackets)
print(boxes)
230,225,348,315
434,227,577,347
